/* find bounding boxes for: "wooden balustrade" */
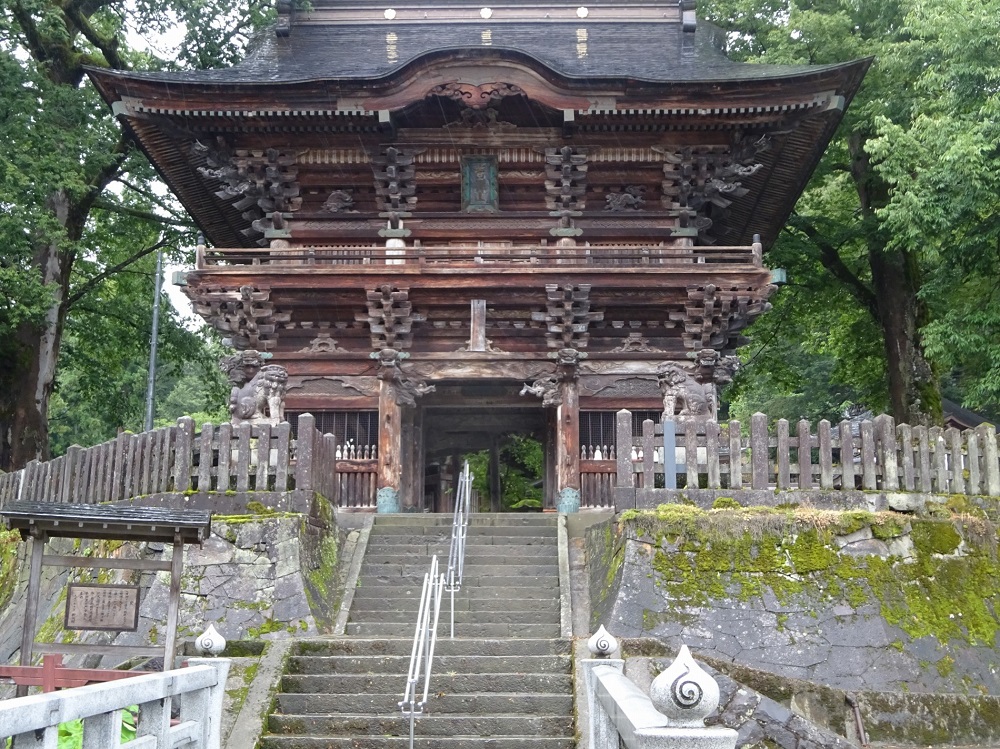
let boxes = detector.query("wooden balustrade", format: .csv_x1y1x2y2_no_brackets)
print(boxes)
613,410,1000,497
0,414,379,510
197,243,759,269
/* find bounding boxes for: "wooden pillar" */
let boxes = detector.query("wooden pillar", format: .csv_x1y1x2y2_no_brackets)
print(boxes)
414,406,426,511
489,438,503,513
544,410,558,509
400,407,415,510
448,451,462,514
555,377,580,511
16,530,46,696
376,378,402,512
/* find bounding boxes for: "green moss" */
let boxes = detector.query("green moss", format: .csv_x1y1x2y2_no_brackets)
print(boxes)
0,529,23,612
936,655,955,678
911,520,962,555
621,506,1000,648
247,618,284,638
712,497,741,510
245,501,274,515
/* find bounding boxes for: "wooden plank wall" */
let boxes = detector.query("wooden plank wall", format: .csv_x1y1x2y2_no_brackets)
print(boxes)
612,410,1000,499
0,415,378,510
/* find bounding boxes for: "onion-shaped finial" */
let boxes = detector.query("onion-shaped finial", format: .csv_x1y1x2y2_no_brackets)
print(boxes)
650,644,719,726
194,623,227,657
587,625,619,658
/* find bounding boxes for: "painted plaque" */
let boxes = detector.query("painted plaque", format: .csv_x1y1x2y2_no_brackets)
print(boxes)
461,155,499,212
65,584,141,632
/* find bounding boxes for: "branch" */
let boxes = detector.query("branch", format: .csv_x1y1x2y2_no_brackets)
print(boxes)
93,199,196,228
789,217,880,321
66,238,169,309
62,2,126,70
112,177,189,221
74,132,132,224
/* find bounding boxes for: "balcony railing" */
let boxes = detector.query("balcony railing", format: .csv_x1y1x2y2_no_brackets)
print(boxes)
195,242,762,269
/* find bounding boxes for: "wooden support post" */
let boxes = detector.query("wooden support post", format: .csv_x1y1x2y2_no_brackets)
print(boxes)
818,420,833,490
400,408,415,510
750,413,768,490
875,414,899,491
977,422,1000,496
470,299,487,352
797,419,812,489
728,420,742,490
545,410,558,509
377,378,403,512
555,377,580,511
164,534,183,671
489,438,502,513
17,530,46,697
414,407,426,511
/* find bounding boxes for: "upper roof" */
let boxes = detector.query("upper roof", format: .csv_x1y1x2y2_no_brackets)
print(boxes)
101,20,849,87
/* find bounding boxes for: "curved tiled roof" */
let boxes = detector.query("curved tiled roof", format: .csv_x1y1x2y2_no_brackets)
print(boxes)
105,22,847,86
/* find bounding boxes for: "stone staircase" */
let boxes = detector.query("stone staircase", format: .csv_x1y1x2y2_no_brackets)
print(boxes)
260,513,575,748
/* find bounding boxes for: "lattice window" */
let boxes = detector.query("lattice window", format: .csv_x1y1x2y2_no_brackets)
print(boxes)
580,410,661,454
286,411,378,448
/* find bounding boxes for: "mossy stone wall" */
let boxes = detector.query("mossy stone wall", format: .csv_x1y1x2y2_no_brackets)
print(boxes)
588,504,1000,695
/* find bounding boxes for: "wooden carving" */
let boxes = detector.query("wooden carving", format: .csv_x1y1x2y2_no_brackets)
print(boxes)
534,284,604,350
220,350,288,426
359,286,424,350
372,146,419,215
604,186,646,212
192,285,290,350
319,189,356,213
428,82,524,110
544,146,588,212
194,139,302,246
682,284,771,354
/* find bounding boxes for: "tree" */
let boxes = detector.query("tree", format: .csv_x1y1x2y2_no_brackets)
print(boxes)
0,0,270,469
705,0,1000,424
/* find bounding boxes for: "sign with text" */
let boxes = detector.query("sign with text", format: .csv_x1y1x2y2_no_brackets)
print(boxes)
64,584,141,632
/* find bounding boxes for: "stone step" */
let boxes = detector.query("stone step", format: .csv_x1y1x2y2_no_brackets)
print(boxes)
348,609,559,625
356,574,559,588
373,514,557,527
366,533,558,547
363,551,557,565
276,692,573,715
293,638,571,658
362,543,558,557
343,622,562,638
281,671,571,695
359,563,557,578
370,525,556,538
285,654,570,675
260,736,575,748
349,596,559,613
267,714,573,738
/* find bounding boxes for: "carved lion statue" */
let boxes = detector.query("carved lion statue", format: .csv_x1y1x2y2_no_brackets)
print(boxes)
219,350,288,426
656,362,715,420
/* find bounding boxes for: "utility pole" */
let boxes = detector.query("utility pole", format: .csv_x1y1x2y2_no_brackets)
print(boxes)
143,245,164,432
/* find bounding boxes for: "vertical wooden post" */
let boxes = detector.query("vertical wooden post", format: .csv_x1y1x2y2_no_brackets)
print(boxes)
750,413,768,490
400,409,415,510
977,423,1000,496
414,407,426,511
839,420,856,490
489,438,502,513
615,410,633,491
163,534,183,672
555,377,580,510
776,419,790,490
818,420,833,490
295,413,316,492
797,419,812,489
662,418,677,490
860,420,877,490
545,410,558,509
17,530,46,696
875,414,899,491
728,419,742,490
706,420,721,489
897,423,914,491
946,427,965,496
966,429,981,495
642,419,655,490
377,379,402,512
469,299,487,352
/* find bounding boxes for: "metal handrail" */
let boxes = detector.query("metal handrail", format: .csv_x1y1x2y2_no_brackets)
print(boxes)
445,461,473,638
399,555,445,749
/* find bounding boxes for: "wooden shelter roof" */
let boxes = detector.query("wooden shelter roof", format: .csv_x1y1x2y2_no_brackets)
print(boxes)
2,502,212,543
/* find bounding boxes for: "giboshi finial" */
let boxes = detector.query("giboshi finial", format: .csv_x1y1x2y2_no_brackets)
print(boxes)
649,644,719,726
194,623,227,657
587,625,619,658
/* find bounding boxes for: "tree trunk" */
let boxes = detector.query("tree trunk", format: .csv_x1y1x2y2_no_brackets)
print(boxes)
869,248,939,425
849,133,940,426
4,191,75,470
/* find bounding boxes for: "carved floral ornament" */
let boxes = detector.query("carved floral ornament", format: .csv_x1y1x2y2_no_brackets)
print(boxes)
427,81,525,109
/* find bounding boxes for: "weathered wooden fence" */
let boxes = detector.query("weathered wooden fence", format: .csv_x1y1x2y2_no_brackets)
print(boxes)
0,414,378,510
614,410,1000,496
581,444,617,509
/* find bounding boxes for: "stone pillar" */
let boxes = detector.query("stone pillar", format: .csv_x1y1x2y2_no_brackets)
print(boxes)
556,376,580,512
377,376,403,513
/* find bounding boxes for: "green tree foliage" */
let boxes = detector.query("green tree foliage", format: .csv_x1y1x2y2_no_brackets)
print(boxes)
467,435,545,511
0,0,270,468
707,0,1000,425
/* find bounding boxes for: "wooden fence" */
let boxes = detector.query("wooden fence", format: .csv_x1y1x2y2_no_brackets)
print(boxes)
0,414,378,510
614,410,1000,496
581,444,617,509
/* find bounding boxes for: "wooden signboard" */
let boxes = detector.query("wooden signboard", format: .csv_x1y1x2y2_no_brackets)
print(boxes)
64,584,141,632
